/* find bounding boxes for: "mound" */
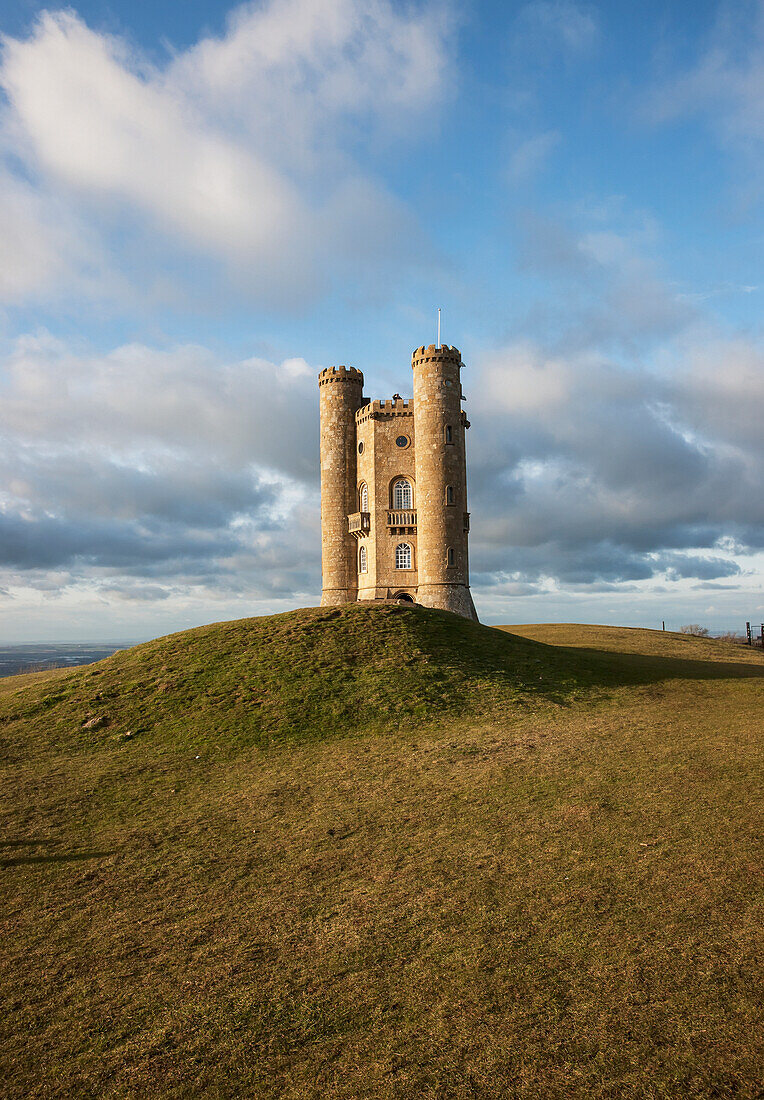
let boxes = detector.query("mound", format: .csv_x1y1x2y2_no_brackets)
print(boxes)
0,605,592,756
2,613,763,1096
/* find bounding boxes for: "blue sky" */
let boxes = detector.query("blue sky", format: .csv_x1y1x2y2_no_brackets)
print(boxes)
0,0,762,641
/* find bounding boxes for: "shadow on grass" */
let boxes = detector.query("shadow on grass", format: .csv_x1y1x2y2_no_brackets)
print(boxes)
528,641,764,691
0,839,114,867
2,851,113,867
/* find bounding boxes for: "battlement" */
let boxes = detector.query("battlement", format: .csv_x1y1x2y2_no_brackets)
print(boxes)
356,397,414,422
318,365,365,387
411,344,461,367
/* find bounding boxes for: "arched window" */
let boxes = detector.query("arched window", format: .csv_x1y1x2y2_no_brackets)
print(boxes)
446,485,455,505
393,478,413,509
447,547,456,567
445,425,453,444
359,545,367,573
359,482,368,511
395,543,412,570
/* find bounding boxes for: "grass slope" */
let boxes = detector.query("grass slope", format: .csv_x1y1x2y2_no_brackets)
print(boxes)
0,604,607,758
1,608,763,1098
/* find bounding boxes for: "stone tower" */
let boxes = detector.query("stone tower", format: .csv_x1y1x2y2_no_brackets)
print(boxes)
318,344,477,621
318,365,365,607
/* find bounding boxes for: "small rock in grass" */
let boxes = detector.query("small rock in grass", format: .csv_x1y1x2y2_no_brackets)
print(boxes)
82,715,107,730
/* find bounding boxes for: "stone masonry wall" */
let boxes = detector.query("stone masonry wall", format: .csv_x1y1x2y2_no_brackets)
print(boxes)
318,347,477,621
318,366,364,605
357,400,417,599
412,345,477,620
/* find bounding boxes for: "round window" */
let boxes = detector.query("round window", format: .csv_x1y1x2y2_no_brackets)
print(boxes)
358,441,364,454
395,435,409,448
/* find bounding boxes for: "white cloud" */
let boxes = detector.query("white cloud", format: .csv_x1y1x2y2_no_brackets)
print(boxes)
643,1,764,175
0,168,111,302
2,13,303,251
516,207,694,352
668,335,764,452
506,130,560,183
1,332,318,478
467,332,764,589
0,334,323,616
515,1,599,55
173,0,450,153
0,1,452,307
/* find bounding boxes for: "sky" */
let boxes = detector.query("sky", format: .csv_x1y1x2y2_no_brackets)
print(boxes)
0,0,763,642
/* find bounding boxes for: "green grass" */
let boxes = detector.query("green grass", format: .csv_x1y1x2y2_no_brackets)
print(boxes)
0,604,620,760
1,607,763,1098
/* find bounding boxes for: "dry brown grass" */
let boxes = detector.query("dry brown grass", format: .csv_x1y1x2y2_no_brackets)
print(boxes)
1,613,763,1098
503,621,764,664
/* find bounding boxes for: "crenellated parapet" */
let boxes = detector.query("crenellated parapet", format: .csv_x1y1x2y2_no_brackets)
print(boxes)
318,365,365,388
356,397,414,423
411,344,461,368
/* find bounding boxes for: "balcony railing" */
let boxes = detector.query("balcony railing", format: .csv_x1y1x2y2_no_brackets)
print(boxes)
387,510,417,528
347,511,370,537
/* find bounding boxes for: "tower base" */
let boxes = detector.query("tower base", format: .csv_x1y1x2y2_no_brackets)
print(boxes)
415,584,478,622
320,588,356,607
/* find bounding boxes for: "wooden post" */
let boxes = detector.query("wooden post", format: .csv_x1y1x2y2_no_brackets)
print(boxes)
662,621,665,631
746,622,752,645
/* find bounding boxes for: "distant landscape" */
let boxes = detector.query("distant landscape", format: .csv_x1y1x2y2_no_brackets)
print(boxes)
0,645,132,678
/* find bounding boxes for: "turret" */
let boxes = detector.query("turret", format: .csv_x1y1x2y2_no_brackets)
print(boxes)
412,344,477,620
318,365,365,605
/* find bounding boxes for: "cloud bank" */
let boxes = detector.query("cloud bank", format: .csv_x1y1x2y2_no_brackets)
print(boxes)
1,320,761,625
0,335,321,608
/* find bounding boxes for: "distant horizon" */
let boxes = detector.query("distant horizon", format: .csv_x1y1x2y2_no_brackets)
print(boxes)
1,608,760,648
1,0,762,641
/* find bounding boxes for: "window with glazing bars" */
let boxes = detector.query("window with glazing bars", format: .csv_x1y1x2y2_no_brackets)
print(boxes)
393,479,412,509
395,543,412,569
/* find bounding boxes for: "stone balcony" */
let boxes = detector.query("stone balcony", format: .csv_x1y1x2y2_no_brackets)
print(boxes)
347,511,371,538
387,510,417,531
349,509,466,535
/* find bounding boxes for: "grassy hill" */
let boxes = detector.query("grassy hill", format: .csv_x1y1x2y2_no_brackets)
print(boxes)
1,607,763,1098
0,604,601,757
